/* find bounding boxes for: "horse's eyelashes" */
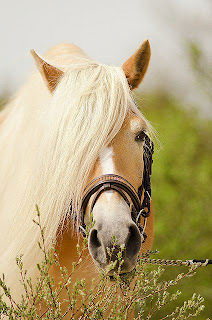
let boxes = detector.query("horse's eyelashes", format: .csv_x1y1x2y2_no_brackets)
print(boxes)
135,131,146,142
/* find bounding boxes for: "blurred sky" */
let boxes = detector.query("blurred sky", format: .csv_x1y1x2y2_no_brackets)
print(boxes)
0,0,211,116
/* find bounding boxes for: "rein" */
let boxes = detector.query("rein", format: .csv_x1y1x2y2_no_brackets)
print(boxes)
140,258,212,267
80,134,154,244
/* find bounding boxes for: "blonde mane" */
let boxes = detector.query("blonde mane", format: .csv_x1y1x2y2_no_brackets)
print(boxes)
0,44,149,292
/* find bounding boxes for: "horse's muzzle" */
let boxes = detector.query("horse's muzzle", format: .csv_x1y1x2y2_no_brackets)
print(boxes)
88,222,142,274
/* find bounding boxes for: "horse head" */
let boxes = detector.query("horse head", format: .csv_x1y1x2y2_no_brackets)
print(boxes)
30,40,154,276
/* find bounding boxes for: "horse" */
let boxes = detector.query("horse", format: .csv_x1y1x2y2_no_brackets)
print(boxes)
0,40,154,317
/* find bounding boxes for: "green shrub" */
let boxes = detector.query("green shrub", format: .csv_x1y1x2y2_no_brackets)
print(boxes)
137,92,212,319
0,207,206,319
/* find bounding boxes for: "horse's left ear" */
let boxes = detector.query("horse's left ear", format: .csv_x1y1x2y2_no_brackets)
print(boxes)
122,39,151,90
30,50,64,93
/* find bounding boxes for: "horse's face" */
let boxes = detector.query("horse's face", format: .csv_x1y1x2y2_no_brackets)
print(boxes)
84,112,148,273
31,39,152,274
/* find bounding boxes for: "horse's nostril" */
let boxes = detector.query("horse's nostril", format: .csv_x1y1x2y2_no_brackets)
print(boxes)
88,224,141,270
126,224,142,259
89,228,106,264
89,229,101,249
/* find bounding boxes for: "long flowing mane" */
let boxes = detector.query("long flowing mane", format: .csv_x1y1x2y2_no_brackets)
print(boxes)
0,44,149,294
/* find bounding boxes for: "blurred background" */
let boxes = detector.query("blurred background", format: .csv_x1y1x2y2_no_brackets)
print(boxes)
0,0,211,318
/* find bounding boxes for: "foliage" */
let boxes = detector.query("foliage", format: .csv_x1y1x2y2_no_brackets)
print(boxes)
186,40,212,101
137,92,212,319
0,207,206,319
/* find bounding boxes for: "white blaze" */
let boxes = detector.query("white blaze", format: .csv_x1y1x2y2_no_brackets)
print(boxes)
100,146,114,203
95,146,130,222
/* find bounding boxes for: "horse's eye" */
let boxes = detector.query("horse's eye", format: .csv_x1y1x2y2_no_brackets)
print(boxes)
135,131,146,142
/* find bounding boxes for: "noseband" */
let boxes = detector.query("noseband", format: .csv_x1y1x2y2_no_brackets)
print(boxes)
80,135,154,243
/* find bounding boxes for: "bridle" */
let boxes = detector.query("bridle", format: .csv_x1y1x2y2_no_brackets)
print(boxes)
77,100,212,267
80,134,154,243
78,131,212,268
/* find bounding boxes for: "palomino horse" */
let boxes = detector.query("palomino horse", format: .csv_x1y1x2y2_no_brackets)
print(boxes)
0,41,154,315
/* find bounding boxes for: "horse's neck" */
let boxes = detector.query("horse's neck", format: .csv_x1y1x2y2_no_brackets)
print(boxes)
51,229,97,287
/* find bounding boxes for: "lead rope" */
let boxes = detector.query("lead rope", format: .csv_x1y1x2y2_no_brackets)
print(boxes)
140,258,212,267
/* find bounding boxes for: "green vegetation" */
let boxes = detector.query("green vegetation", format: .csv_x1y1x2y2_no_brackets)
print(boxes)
137,92,212,319
0,207,206,319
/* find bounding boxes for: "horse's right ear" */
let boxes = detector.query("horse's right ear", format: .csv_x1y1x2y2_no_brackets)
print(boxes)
30,50,64,93
122,39,151,90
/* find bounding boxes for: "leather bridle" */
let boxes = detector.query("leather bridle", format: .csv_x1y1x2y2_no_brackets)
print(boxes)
80,135,154,243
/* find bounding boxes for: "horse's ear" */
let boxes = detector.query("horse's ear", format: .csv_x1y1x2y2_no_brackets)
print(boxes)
122,39,151,90
30,49,64,93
